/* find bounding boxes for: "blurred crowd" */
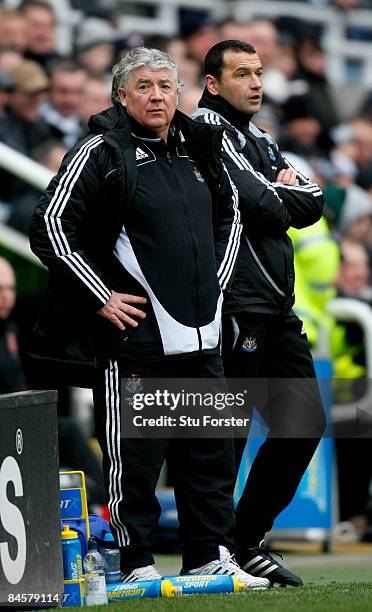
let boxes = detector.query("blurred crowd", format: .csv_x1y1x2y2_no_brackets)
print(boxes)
0,2,372,295
1,0,372,531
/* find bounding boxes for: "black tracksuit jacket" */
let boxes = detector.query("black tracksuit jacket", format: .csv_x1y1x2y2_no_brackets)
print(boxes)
29,104,241,385
193,90,324,315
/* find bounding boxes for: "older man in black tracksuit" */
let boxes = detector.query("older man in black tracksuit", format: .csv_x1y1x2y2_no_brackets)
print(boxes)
29,47,270,588
193,40,326,586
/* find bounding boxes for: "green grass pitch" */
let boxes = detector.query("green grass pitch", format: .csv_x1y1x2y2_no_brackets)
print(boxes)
56,551,372,612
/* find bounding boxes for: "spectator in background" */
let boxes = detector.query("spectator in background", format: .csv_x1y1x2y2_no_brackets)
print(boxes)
322,117,372,195
180,10,219,68
357,164,372,195
328,123,359,187
0,48,24,73
178,86,203,116
351,116,372,170
240,19,279,70
324,184,372,245
0,8,27,52
295,29,340,129
0,59,51,206
164,37,201,88
0,60,49,141
40,61,87,147
0,257,26,394
164,37,188,64
179,58,201,89
284,152,340,351
338,184,372,245
20,0,61,69
0,72,15,218
240,19,292,106
75,17,116,76
0,255,119,508
0,257,106,505
279,94,325,158
334,237,372,532
275,33,299,84
147,35,201,90
0,71,15,118
79,74,111,133
252,104,281,140
7,138,67,235
336,238,372,303
218,18,247,42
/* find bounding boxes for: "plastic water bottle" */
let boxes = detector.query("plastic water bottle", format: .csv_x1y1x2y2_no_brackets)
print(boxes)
101,533,122,584
83,537,108,606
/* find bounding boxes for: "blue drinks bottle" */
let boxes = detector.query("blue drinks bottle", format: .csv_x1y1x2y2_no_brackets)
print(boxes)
61,525,83,580
163,574,245,594
106,579,176,600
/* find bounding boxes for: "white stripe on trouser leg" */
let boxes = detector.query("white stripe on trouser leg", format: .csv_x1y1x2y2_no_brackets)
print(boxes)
105,363,122,543
109,361,126,545
105,360,130,546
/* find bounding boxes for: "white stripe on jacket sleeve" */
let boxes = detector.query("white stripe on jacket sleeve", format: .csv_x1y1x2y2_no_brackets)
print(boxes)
217,163,242,290
44,134,111,304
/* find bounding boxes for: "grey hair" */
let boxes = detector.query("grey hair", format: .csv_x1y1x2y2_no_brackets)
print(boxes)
111,47,183,104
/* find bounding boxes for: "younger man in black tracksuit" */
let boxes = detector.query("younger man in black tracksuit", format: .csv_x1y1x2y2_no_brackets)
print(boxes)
193,40,326,586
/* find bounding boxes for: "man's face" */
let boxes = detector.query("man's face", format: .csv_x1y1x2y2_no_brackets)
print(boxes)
206,50,263,115
118,66,178,140
10,89,45,122
80,78,111,122
50,69,87,117
0,260,15,320
24,5,54,54
339,243,369,293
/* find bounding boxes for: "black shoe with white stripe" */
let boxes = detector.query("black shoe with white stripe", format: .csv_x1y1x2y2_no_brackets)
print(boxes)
238,546,303,587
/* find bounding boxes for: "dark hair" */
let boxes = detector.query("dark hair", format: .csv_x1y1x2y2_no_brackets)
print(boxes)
20,0,55,20
203,40,256,80
47,59,86,78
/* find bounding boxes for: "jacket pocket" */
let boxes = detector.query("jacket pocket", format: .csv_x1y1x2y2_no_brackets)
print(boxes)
245,236,286,297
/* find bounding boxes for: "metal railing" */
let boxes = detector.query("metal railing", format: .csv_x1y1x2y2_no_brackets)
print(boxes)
0,141,53,265
116,0,372,86
232,1,372,86
116,0,225,37
6,0,372,85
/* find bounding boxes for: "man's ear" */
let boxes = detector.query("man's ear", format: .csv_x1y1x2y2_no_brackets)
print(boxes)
205,74,219,96
118,88,126,106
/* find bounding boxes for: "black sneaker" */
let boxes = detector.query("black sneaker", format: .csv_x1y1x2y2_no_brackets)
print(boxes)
238,546,303,587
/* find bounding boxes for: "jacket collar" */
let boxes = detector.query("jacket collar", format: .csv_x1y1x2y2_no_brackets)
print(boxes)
198,87,253,132
87,103,223,180
88,104,191,148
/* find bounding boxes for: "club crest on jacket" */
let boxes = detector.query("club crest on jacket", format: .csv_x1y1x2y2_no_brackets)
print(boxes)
242,336,258,352
192,165,205,182
125,375,143,394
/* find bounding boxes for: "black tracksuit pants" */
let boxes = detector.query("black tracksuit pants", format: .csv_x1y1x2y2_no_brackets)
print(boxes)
93,354,235,572
223,310,325,552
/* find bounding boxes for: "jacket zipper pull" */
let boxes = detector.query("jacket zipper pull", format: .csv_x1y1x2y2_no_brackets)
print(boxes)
166,151,172,164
